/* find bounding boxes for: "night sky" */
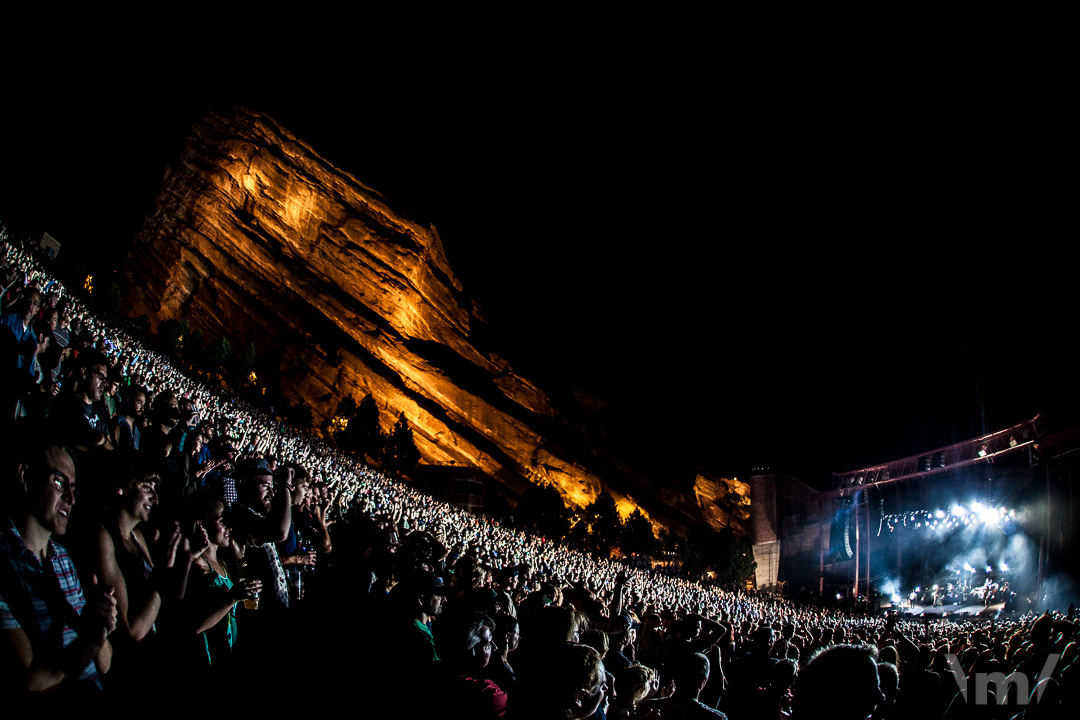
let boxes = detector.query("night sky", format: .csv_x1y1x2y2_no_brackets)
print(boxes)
3,59,1074,488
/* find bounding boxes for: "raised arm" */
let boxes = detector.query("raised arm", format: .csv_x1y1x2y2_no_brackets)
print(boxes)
608,572,629,619
691,613,726,651
308,500,334,554
238,484,292,545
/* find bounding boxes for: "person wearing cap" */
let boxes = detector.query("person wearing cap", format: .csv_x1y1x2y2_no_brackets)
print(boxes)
386,570,448,667
228,457,292,615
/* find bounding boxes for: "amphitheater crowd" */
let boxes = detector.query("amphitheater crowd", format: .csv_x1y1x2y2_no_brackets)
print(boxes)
2,234,1078,718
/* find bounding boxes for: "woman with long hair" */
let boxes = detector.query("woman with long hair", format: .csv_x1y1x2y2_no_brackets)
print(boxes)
184,493,261,671
93,463,188,697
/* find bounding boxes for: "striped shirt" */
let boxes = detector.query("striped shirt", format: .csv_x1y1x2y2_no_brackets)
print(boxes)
0,517,100,686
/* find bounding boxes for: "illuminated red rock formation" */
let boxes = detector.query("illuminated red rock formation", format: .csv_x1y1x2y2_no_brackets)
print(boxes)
122,107,747,536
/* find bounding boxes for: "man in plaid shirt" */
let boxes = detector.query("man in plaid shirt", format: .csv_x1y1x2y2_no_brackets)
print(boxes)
0,434,118,698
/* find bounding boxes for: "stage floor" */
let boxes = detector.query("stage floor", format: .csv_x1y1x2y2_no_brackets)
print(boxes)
884,602,1006,618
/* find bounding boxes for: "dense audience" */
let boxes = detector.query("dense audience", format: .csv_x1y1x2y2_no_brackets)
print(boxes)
2,233,1079,717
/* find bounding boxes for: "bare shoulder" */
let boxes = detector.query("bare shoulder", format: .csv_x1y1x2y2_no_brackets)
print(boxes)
95,525,115,550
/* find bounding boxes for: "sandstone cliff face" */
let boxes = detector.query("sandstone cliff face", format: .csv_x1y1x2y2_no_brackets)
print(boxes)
123,107,747,535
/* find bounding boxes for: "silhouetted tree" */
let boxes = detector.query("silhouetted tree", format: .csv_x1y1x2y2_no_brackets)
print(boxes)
484,492,513,524
339,393,383,459
679,538,707,577
325,396,358,447
207,337,232,369
622,509,657,557
99,279,122,316
567,512,591,549
583,491,624,557
158,318,209,367
713,527,756,586
381,412,421,473
241,342,257,372
334,397,358,421
186,327,204,357
680,524,756,584
516,482,572,541
283,403,314,430
237,342,259,392
158,318,190,356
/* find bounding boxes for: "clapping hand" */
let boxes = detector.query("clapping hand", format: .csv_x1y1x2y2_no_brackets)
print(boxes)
86,574,118,647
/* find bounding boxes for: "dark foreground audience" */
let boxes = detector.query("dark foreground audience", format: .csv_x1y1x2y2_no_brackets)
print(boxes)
3,237,1080,718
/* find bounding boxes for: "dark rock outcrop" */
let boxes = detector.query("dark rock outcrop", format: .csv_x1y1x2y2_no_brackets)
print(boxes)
123,107,748,536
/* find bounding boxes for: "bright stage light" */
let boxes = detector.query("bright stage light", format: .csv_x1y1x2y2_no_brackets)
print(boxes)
980,507,1000,524
1000,561,1010,572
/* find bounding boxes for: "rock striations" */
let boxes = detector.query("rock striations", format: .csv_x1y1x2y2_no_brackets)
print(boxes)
123,107,747,536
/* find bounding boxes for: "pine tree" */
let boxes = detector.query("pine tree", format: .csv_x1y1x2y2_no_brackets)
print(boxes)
327,397,358,447
241,342,257,372
382,412,421,472
208,337,232,369
283,403,314,430
516,482,572,540
100,280,122,316
583,491,624,557
342,393,383,458
678,525,756,584
158,319,185,356
622,509,657,557
713,527,756,586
